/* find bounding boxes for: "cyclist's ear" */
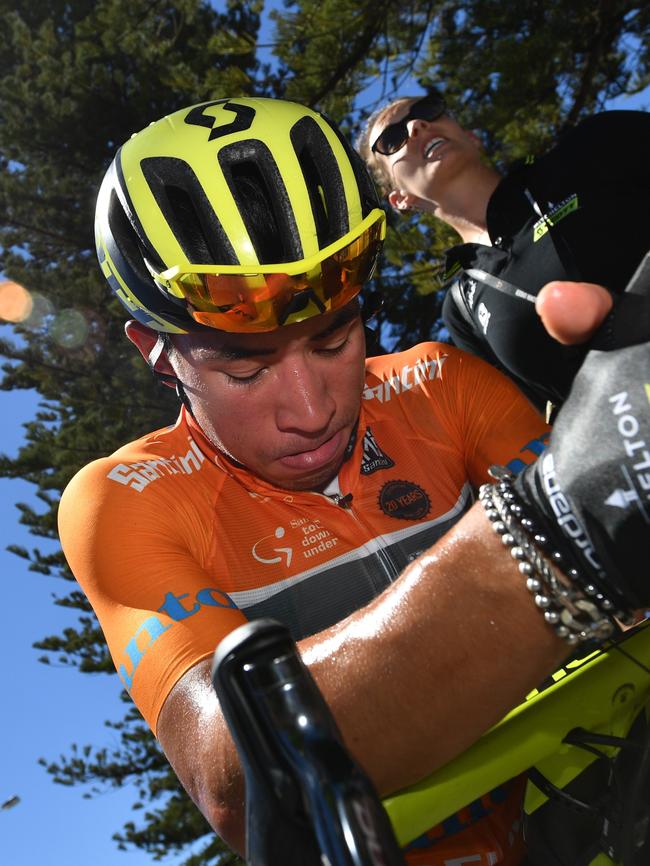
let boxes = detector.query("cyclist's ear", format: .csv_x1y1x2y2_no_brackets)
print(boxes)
124,320,175,381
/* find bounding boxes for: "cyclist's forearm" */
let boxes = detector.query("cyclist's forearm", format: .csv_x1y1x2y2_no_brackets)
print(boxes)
157,660,247,854
299,500,568,795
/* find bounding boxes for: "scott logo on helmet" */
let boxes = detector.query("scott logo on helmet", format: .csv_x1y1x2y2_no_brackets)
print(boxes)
184,100,256,141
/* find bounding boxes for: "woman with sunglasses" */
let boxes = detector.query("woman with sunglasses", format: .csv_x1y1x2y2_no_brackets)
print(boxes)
358,91,650,414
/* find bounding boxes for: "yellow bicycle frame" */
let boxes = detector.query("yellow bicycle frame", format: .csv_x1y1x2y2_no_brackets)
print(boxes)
384,622,650,863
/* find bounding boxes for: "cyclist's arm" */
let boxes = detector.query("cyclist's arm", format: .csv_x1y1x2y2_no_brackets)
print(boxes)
157,500,568,854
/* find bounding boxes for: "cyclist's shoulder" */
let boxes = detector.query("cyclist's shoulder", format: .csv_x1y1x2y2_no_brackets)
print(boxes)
60,414,209,511
363,343,498,409
366,341,456,370
368,342,503,379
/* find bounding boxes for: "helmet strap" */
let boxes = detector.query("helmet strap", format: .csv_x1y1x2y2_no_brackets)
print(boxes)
146,334,193,418
145,333,196,417
147,333,178,388
174,379,195,416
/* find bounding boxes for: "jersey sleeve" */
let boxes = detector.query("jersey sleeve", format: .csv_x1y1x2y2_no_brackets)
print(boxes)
58,459,247,735
423,344,550,485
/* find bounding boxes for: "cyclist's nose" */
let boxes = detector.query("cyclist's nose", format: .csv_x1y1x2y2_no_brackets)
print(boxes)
275,362,336,434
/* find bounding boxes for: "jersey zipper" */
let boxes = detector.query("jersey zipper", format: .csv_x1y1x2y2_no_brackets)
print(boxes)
318,490,403,587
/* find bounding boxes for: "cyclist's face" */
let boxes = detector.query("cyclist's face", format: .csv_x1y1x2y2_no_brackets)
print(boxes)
370,100,482,204
168,304,367,491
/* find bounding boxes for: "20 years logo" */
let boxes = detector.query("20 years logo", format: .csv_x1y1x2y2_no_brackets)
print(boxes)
378,480,431,521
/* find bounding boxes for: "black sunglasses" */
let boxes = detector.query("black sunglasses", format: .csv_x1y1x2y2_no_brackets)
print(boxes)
371,93,447,156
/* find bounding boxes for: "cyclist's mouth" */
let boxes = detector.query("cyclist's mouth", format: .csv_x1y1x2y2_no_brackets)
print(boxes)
278,429,345,471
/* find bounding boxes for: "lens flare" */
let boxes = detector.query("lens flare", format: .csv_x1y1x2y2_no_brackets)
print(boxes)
50,309,89,349
24,292,55,329
0,280,33,322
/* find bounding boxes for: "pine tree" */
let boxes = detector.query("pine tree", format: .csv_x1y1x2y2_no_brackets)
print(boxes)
1,1,648,863
1,2,261,863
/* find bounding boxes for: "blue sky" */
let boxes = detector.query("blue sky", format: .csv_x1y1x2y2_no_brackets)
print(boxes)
0,379,199,866
1,66,649,866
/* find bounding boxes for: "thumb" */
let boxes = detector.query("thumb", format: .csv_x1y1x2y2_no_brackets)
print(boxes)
535,281,613,345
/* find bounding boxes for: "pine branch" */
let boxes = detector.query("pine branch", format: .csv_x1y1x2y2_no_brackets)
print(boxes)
308,0,392,106
566,0,629,125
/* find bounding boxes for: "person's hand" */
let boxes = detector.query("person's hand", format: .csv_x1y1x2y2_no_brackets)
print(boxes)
515,255,650,612
536,281,614,345
537,267,650,351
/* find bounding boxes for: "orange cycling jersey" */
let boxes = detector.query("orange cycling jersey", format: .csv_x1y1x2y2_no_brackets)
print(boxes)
59,343,549,866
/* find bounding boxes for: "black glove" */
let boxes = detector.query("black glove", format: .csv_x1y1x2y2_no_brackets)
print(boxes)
515,252,650,612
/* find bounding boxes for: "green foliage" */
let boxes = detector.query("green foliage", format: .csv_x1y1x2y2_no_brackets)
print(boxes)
1,0,648,864
39,705,238,862
420,0,650,160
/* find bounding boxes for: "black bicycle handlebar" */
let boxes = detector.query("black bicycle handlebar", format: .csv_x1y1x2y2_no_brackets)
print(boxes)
212,618,406,866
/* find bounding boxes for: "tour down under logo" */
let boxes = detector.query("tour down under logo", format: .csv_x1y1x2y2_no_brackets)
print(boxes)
378,480,431,520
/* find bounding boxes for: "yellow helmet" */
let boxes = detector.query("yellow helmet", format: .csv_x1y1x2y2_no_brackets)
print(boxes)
95,97,385,333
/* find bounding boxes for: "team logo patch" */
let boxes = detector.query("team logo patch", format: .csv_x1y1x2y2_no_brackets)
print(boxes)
361,427,395,475
532,193,579,242
378,480,431,521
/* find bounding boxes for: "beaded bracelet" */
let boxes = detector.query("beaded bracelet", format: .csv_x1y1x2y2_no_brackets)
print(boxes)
479,467,622,646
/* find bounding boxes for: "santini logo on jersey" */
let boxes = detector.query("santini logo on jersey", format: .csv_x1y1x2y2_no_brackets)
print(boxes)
361,428,395,475
107,437,206,492
363,356,448,403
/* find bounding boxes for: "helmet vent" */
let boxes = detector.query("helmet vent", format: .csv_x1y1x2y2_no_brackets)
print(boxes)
228,161,295,264
141,157,238,265
219,141,302,263
290,117,349,247
321,113,380,217
107,189,162,289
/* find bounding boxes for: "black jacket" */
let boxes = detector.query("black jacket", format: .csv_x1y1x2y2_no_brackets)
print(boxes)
442,110,650,410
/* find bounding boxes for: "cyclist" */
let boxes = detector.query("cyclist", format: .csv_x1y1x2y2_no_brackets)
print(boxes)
59,97,648,864
358,91,650,413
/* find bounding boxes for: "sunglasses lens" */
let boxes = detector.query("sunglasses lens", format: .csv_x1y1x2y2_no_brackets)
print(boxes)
377,126,407,156
172,214,385,332
373,93,446,155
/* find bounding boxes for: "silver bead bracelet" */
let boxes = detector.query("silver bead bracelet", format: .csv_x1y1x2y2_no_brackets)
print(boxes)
479,468,620,646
